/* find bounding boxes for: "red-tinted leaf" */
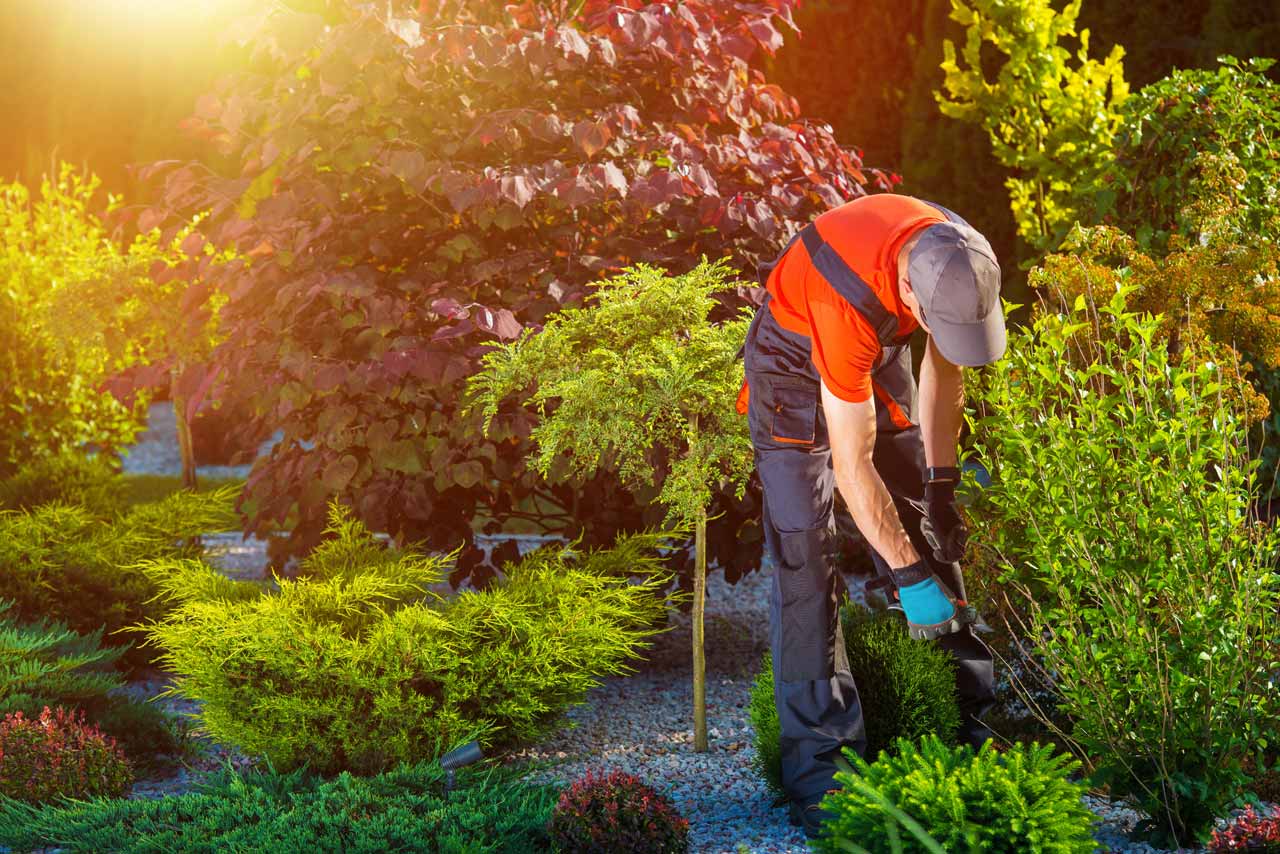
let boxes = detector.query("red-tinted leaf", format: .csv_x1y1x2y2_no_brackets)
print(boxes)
747,18,783,54
499,175,535,209
431,297,466,319
572,120,612,158
388,149,427,191
180,232,206,257
138,208,165,233
322,455,359,492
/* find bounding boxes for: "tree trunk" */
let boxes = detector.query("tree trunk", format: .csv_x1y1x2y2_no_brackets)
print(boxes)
171,369,198,491
693,503,708,752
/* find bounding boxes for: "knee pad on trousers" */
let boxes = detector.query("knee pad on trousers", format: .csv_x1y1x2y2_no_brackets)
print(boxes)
776,528,837,683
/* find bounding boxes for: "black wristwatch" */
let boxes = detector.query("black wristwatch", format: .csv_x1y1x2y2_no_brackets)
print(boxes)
925,466,962,483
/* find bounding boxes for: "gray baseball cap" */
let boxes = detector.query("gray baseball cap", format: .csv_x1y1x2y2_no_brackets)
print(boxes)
906,221,1006,366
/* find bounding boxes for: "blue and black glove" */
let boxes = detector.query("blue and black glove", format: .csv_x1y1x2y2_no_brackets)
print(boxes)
888,559,961,639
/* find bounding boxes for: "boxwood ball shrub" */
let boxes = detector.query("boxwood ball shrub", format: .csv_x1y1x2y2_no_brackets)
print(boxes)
749,605,960,796
0,760,559,853
0,707,133,804
140,502,677,775
814,735,1096,854
548,769,689,854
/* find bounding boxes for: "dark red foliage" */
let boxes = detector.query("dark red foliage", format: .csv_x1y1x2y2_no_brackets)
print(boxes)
0,706,133,804
135,0,887,582
1212,805,1280,853
548,768,690,853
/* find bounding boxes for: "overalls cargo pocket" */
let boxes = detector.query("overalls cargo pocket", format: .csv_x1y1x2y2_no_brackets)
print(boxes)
767,375,819,445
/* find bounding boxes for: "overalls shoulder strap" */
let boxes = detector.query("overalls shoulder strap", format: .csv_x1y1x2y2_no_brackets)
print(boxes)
799,224,900,347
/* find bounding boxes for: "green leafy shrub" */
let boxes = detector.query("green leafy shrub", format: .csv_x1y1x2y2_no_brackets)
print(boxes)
140,502,676,775
0,759,559,853
1084,57,1280,255
0,167,151,476
749,606,960,797
547,769,689,853
0,451,124,518
0,487,236,670
0,706,132,804
470,258,753,751
0,600,125,717
968,285,1280,845
936,0,1129,250
814,735,1096,854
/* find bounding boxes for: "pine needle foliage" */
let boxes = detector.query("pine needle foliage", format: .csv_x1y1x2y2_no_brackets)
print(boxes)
0,600,124,718
0,451,124,519
815,735,1097,854
0,759,559,853
468,258,753,528
140,502,676,775
0,486,237,670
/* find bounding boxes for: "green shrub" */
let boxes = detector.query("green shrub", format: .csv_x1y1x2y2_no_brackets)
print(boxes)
815,735,1096,854
749,606,960,797
968,285,1280,846
1084,57,1280,255
548,769,689,853
140,502,676,775
0,451,124,518
0,706,133,804
0,167,151,477
0,487,237,670
0,759,559,853
0,600,125,717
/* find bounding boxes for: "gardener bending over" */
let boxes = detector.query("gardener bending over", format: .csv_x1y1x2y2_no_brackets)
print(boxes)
737,193,1005,837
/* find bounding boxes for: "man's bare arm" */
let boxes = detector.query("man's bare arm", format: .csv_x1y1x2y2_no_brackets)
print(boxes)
918,337,964,471
820,378,920,568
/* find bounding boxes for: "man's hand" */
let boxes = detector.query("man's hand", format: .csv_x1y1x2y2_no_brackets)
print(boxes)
921,477,968,563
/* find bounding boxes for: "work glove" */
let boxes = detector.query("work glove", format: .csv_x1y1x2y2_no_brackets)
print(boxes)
921,476,968,564
887,558,962,640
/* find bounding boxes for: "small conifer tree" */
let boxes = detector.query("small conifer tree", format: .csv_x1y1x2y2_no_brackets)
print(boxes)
469,259,753,751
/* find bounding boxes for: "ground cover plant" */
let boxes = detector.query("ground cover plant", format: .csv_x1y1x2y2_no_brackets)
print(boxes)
969,284,1280,846
140,502,676,775
0,759,559,853
749,606,960,798
469,259,752,751
815,735,1096,854
0,706,133,804
135,0,888,582
548,769,689,854
0,486,236,670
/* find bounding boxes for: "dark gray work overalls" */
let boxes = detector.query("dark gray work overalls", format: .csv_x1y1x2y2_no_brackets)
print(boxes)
742,212,996,804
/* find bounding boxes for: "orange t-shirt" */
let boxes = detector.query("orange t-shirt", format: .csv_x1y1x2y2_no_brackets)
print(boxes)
764,194,945,403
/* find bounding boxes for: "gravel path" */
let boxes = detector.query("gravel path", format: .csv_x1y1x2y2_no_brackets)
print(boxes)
116,403,1221,853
